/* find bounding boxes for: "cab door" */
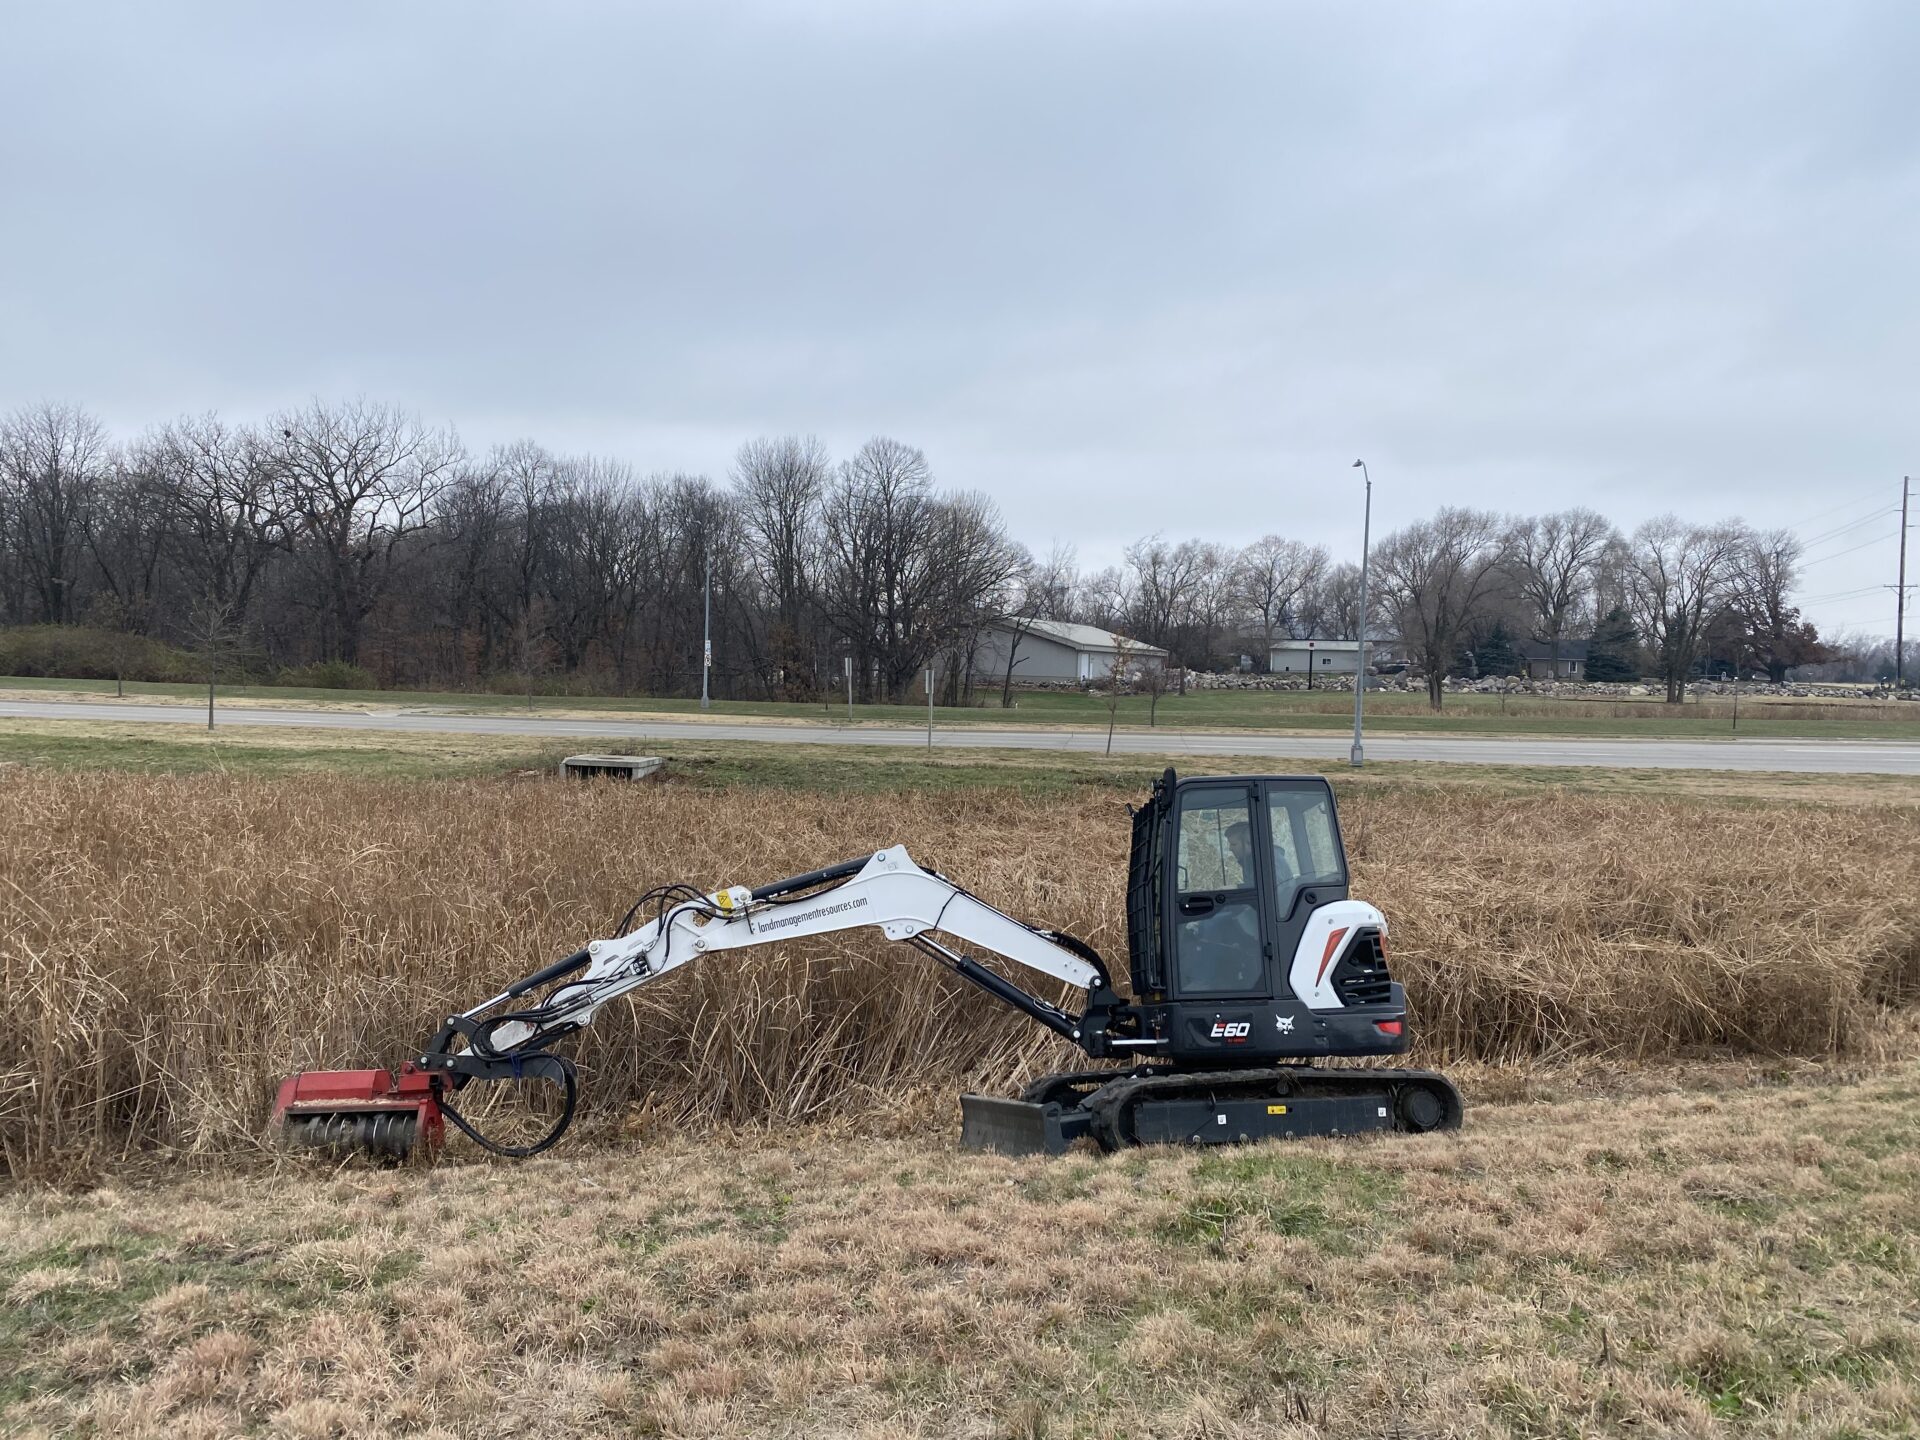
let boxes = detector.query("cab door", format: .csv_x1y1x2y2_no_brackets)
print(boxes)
1167,782,1266,999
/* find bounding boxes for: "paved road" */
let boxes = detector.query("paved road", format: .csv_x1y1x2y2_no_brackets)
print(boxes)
4,697,1917,775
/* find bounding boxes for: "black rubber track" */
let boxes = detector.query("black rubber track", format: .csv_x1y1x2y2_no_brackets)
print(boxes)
1081,1066,1464,1151
1017,1066,1154,1107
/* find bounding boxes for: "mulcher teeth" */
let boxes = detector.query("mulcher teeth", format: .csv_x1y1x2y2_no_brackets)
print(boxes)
271,1066,445,1162
279,1110,423,1162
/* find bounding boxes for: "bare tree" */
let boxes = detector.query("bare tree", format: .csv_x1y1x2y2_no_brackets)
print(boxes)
269,399,463,666
987,539,1079,705
1104,634,1134,756
1074,563,1134,632
494,439,561,634
81,453,170,625
734,436,830,695
1730,527,1824,683
184,594,247,730
1123,535,1204,650
1123,533,1215,693
1625,515,1749,703
82,591,140,697
537,457,647,675
1236,537,1328,667
0,402,109,624
820,438,927,700
1372,508,1509,710
1302,560,1366,642
1507,509,1615,667
928,489,1024,703
818,439,1014,702
1138,652,1172,727
1185,541,1241,676
140,414,289,627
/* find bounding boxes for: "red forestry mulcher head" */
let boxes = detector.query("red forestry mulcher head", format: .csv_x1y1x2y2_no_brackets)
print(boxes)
271,1065,446,1160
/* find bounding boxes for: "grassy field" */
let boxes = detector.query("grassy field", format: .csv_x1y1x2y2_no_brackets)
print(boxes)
5,1062,1917,1438
3,715,1920,805
5,673,1918,740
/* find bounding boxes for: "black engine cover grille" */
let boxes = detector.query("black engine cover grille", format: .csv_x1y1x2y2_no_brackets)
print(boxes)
1330,929,1395,1008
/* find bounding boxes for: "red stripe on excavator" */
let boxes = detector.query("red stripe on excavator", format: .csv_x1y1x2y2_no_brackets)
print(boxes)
1315,927,1350,986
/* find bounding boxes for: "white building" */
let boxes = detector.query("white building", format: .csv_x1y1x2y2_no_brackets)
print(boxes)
1270,638,1362,677
973,618,1167,685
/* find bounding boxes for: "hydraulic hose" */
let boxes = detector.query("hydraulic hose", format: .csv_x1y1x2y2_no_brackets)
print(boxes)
436,1052,578,1158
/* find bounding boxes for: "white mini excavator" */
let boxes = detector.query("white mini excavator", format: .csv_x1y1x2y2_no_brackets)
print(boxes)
272,769,1462,1159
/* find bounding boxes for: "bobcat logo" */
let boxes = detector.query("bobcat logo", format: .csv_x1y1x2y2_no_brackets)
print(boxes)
1275,1014,1296,1034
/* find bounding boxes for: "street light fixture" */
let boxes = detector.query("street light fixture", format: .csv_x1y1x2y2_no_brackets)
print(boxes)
1350,460,1372,767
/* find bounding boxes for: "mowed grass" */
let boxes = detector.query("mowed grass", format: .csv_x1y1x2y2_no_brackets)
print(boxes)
3,716,1920,807
4,673,1918,739
4,1065,1918,1437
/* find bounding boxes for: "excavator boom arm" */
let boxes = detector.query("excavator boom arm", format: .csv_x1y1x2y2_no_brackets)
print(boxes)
426,845,1116,1075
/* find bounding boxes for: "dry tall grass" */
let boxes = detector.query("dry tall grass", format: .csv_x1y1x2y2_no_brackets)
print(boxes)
3,770,1917,1176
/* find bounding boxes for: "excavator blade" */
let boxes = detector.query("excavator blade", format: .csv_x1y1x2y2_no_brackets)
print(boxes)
958,1094,1092,1156
271,1066,444,1163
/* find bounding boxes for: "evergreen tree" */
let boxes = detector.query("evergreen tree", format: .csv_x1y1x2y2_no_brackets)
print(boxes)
1477,620,1521,677
1585,607,1639,682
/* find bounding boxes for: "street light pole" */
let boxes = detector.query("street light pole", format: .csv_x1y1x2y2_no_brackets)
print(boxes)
700,540,712,711
1897,476,1910,691
1350,459,1373,767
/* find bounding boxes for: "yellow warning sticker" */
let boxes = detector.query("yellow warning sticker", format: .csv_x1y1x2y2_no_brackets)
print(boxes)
1267,1104,1288,1115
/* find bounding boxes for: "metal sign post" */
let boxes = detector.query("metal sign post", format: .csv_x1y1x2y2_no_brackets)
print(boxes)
925,668,934,748
845,656,853,723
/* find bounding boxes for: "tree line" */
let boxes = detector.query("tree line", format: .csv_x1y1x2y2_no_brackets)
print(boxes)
0,399,1834,707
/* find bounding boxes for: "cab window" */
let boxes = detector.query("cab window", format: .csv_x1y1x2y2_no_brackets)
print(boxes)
1264,784,1346,913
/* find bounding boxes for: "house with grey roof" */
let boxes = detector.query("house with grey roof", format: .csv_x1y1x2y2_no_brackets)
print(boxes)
973,618,1167,686
1517,638,1590,680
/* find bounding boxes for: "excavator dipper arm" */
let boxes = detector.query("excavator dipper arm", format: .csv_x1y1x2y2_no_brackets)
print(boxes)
272,847,1125,1159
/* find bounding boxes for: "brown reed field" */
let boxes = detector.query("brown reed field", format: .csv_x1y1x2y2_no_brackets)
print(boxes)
5,763,1920,1437
3,767,1918,1178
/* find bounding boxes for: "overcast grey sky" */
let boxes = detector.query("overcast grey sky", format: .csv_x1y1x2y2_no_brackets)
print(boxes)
3,2,1915,636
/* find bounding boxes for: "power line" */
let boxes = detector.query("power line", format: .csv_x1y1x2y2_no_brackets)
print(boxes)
1798,503,1898,552
1796,583,1883,604
1800,531,1898,569
1780,483,1892,533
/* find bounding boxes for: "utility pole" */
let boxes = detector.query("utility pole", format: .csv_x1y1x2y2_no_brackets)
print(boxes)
700,541,712,710
1898,476,1911,691
1350,459,1373,767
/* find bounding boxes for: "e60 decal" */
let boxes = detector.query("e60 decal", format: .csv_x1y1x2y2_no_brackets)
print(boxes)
1209,1020,1251,1042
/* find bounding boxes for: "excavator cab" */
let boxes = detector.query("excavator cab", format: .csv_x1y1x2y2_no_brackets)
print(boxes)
1124,769,1408,1065
962,769,1448,1154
